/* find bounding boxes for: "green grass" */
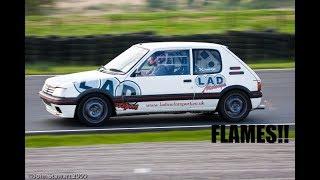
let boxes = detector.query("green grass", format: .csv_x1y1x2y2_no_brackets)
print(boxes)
247,59,295,69
25,59,294,75
25,63,98,75
26,9,294,36
26,128,295,148
26,130,211,148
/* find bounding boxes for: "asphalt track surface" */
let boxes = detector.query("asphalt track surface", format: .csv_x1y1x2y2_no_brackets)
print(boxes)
25,69,295,132
26,141,295,179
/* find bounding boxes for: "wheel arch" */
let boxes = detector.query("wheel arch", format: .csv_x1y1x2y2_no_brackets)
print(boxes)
75,88,117,117
218,85,252,109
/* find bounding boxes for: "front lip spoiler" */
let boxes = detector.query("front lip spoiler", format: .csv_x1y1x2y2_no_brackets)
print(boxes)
39,91,77,105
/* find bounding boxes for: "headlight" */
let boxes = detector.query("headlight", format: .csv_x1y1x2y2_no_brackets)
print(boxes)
52,87,67,97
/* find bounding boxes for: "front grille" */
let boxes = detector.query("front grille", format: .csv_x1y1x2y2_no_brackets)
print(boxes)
43,84,56,95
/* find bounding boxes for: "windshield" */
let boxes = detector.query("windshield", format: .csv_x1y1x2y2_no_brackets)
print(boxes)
104,46,149,74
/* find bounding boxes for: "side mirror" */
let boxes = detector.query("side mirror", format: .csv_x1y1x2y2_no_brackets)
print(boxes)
131,70,141,77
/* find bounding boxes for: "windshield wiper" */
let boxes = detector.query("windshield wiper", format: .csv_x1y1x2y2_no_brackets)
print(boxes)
108,68,124,73
98,66,124,74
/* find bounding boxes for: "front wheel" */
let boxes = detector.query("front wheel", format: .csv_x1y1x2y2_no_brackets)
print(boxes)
218,90,251,122
76,94,112,126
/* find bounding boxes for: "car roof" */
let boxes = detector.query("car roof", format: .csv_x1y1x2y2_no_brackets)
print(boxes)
136,42,224,50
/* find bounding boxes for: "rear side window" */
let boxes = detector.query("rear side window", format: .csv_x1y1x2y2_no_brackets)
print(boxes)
193,49,222,75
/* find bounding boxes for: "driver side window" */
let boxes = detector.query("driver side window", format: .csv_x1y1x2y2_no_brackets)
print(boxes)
136,50,190,77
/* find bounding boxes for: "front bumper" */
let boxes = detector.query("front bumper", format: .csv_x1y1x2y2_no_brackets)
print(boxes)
39,91,77,105
250,97,263,110
249,91,262,98
39,91,77,118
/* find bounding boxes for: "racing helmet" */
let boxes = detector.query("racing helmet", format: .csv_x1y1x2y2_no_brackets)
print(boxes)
148,51,165,65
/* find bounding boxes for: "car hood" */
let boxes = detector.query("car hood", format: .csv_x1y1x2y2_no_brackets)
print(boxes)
45,70,121,87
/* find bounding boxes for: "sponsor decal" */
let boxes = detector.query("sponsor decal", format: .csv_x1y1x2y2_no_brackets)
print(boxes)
75,79,142,111
115,80,141,96
212,125,290,143
195,74,226,92
115,102,139,110
74,78,120,95
75,80,101,93
100,79,120,96
202,83,226,92
146,101,204,108
74,79,142,97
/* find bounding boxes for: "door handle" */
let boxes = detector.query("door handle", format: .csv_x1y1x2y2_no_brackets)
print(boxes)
183,79,192,83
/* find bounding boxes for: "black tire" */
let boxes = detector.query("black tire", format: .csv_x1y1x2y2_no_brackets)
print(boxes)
218,90,251,122
76,93,112,127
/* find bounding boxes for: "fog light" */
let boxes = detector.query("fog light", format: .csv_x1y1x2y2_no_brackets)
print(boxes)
55,107,62,113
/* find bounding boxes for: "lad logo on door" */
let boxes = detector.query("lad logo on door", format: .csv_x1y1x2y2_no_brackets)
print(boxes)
195,74,226,92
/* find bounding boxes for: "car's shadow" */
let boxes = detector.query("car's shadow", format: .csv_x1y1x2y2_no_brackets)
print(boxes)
43,113,256,129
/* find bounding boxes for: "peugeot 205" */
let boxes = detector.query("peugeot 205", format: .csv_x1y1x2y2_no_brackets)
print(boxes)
39,42,264,126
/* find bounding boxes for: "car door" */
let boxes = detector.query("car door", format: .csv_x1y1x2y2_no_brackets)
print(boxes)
190,48,225,111
122,49,195,113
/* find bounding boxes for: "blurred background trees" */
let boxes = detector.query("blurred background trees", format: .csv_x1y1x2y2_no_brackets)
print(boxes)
25,0,56,15
25,0,295,69
26,0,294,15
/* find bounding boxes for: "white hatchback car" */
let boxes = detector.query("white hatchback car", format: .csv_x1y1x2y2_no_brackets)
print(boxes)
40,42,263,126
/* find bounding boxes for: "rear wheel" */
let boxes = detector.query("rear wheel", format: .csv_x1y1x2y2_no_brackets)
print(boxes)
218,90,251,122
76,94,112,126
